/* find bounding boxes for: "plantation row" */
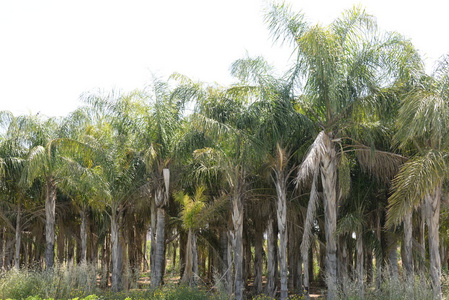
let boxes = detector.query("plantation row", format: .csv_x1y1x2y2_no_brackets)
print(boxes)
1,3,449,300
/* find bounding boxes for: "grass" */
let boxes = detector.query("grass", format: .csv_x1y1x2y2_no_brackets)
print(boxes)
0,266,447,300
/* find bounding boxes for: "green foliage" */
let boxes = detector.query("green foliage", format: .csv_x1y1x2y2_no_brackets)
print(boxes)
174,186,207,230
0,264,98,300
337,273,439,300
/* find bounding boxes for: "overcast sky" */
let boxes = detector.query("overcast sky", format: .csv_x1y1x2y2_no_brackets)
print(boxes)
1,0,448,117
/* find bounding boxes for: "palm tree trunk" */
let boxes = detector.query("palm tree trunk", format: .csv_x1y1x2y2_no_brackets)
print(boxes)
253,223,263,294
150,197,157,275
227,230,234,295
418,204,426,275
303,247,309,298
80,209,88,263
232,191,244,300
266,217,277,298
111,209,122,292
425,188,442,299
321,136,338,299
274,170,288,300
387,231,398,280
403,211,414,282
182,228,197,285
45,177,56,269
356,232,364,299
375,209,383,291
14,199,21,269
152,206,166,287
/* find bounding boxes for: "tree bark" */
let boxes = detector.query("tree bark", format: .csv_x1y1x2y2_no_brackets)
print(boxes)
418,204,426,274
181,228,198,286
232,190,244,300
45,177,56,270
111,209,122,292
274,166,288,300
152,206,166,287
14,199,21,269
403,211,414,282
266,217,277,298
356,232,364,299
253,223,263,295
387,231,398,280
80,209,88,263
321,134,338,299
425,188,442,299
150,197,157,275
375,209,383,291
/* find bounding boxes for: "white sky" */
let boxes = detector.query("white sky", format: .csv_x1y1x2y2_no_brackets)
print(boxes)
0,0,448,117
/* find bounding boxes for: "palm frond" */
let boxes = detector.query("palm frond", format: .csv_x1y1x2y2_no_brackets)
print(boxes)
354,145,406,183
296,131,327,186
387,150,448,227
265,2,308,47
300,169,320,261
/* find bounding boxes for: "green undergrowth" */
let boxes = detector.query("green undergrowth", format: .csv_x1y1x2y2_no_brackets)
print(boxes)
1,266,448,300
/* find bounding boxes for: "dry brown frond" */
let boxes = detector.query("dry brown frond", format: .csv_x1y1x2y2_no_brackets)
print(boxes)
296,131,327,187
354,145,406,184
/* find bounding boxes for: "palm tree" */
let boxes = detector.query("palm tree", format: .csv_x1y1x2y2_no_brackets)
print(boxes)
387,55,449,299
184,79,266,299
266,4,422,297
230,55,311,300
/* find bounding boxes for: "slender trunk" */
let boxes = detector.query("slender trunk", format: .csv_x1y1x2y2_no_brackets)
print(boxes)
45,177,56,270
418,204,426,274
365,248,373,284
219,230,228,283
100,235,110,289
266,217,277,298
152,206,166,287
172,240,177,270
179,230,187,278
296,257,303,296
274,164,288,300
356,232,364,299
150,198,157,275
152,171,169,287
425,188,442,299
80,209,88,263
111,209,122,292
253,223,263,294
375,210,383,291
321,134,338,299
181,228,198,286
232,191,244,300
339,237,349,296
14,199,21,269
403,211,414,282
227,230,234,296
0,227,4,270
387,231,398,280
303,247,309,298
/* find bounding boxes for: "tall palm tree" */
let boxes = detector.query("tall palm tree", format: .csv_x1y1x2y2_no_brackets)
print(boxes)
20,114,93,269
81,90,149,291
387,55,449,299
230,55,311,300
184,78,265,300
266,3,422,297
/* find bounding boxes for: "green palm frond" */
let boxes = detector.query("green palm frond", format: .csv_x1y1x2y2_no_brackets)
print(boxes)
265,2,308,47
387,150,448,227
